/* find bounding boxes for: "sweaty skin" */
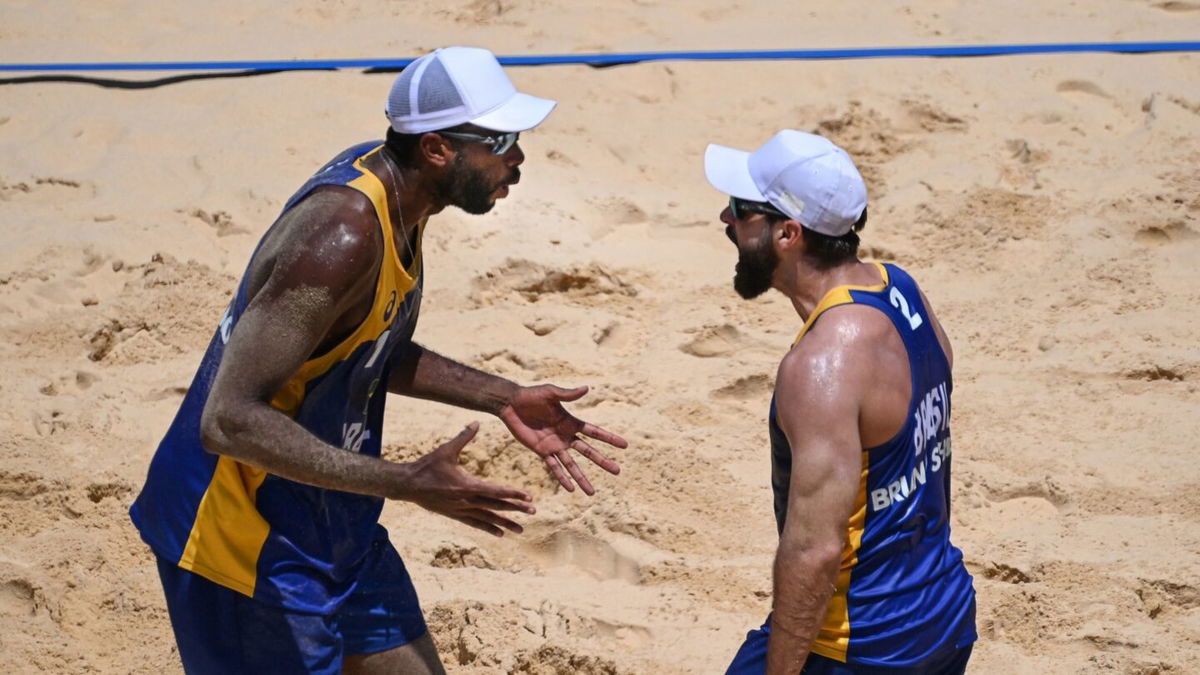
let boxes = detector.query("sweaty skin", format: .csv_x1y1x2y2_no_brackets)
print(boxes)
199,184,536,534
766,274,954,673
201,133,626,537
196,132,628,674
719,204,956,672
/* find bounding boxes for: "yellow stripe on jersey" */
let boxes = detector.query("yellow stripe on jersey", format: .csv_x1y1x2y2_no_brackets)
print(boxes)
811,451,871,662
279,148,420,413
790,262,887,661
792,262,889,346
178,457,269,596
177,146,417,595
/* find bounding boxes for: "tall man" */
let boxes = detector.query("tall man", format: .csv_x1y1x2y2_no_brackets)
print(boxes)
705,130,976,674
130,46,627,674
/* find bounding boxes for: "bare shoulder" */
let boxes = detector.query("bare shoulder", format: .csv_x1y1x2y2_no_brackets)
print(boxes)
777,305,890,406
250,185,383,303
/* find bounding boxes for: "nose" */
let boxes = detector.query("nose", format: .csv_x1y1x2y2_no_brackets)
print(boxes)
504,142,525,167
720,205,735,226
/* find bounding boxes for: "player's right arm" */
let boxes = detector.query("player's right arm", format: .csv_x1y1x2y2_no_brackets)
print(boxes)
766,309,874,673
198,189,533,535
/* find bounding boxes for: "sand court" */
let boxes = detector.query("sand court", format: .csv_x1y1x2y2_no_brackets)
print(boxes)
2,2,1199,672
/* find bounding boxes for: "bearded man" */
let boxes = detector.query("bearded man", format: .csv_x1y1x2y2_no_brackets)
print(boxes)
131,46,626,675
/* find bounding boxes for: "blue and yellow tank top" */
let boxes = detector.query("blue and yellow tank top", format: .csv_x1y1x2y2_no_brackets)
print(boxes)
130,142,423,613
769,263,976,667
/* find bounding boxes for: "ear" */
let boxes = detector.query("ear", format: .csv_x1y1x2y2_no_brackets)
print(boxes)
419,132,455,168
776,218,804,253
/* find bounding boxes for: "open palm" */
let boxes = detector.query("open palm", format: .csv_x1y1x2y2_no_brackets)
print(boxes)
497,384,627,495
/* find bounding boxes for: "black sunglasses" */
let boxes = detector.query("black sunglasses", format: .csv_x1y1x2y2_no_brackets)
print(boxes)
729,196,787,220
438,130,520,155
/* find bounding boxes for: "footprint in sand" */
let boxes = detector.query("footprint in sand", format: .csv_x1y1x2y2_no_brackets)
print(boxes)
0,578,39,619
429,543,495,570
585,197,648,239
512,644,623,675
1056,80,1111,99
1120,364,1186,382
0,471,61,501
985,476,1071,508
186,208,250,237
680,324,745,358
1153,1,1200,11
900,99,968,133
144,385,190,401
711,373,773,400
981,560,1034,585
74,247,107,277
0,176,92,204
593,321,635,350
602,197,648,225
1134,222,1197,247
523,317,562,336
39,370,98,397
544,149,578,167
1137,579,1200,619
592,618,654,649
474,259,637,303
31,409,69,437
85,482,132,504
520,527,641,583
86,318,148,362
1005,139,1049,166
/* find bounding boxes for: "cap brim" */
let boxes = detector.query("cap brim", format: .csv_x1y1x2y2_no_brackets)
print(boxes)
470,92,557,132
704,144,766,201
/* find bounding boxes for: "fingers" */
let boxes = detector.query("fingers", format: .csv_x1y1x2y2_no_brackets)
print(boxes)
556,449,595,496
572,438,621,476
469,495,537,515
580,422,629,450
468,508,524,535
438,422,480,457
448,514,505,538
543,455,575,493
549,384,588,402
448,509,524,537
470,477,534,506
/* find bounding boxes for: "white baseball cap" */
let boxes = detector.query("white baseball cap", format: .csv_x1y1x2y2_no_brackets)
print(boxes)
704,130,868,236
386,46,557,134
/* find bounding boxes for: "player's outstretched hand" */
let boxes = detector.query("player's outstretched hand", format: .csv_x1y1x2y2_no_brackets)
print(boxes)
404,423,535,537
497,384,628,495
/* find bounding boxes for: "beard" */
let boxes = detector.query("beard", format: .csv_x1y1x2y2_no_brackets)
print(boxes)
733,232,778,299
439,154,518,215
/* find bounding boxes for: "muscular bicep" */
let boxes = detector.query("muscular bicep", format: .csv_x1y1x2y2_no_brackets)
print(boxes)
210,193,381,409
774,336,866,547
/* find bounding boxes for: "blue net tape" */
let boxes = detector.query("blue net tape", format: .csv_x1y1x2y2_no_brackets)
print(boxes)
1,41,1197,72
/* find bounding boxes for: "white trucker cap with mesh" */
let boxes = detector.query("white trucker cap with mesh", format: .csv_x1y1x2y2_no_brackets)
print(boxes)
386,46,557,134
705,130,868,237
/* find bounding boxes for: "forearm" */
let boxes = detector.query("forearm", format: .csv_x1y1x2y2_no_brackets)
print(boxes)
200,401,414,500
767,541,841,674
388,342,518,414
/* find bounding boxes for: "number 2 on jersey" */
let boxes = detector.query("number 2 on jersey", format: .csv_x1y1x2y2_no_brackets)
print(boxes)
889,287,924,330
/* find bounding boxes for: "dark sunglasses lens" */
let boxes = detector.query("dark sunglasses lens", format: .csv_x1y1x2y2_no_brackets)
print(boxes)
732,197,785,219
493,132,518,155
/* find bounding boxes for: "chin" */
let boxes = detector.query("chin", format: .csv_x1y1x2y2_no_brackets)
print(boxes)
456,198,496,215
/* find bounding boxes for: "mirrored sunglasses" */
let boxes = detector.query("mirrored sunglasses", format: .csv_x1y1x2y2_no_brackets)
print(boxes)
439,130,520,155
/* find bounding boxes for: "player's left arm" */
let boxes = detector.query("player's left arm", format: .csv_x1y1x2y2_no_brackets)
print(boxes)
766,313,872,674
387,342,627,495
